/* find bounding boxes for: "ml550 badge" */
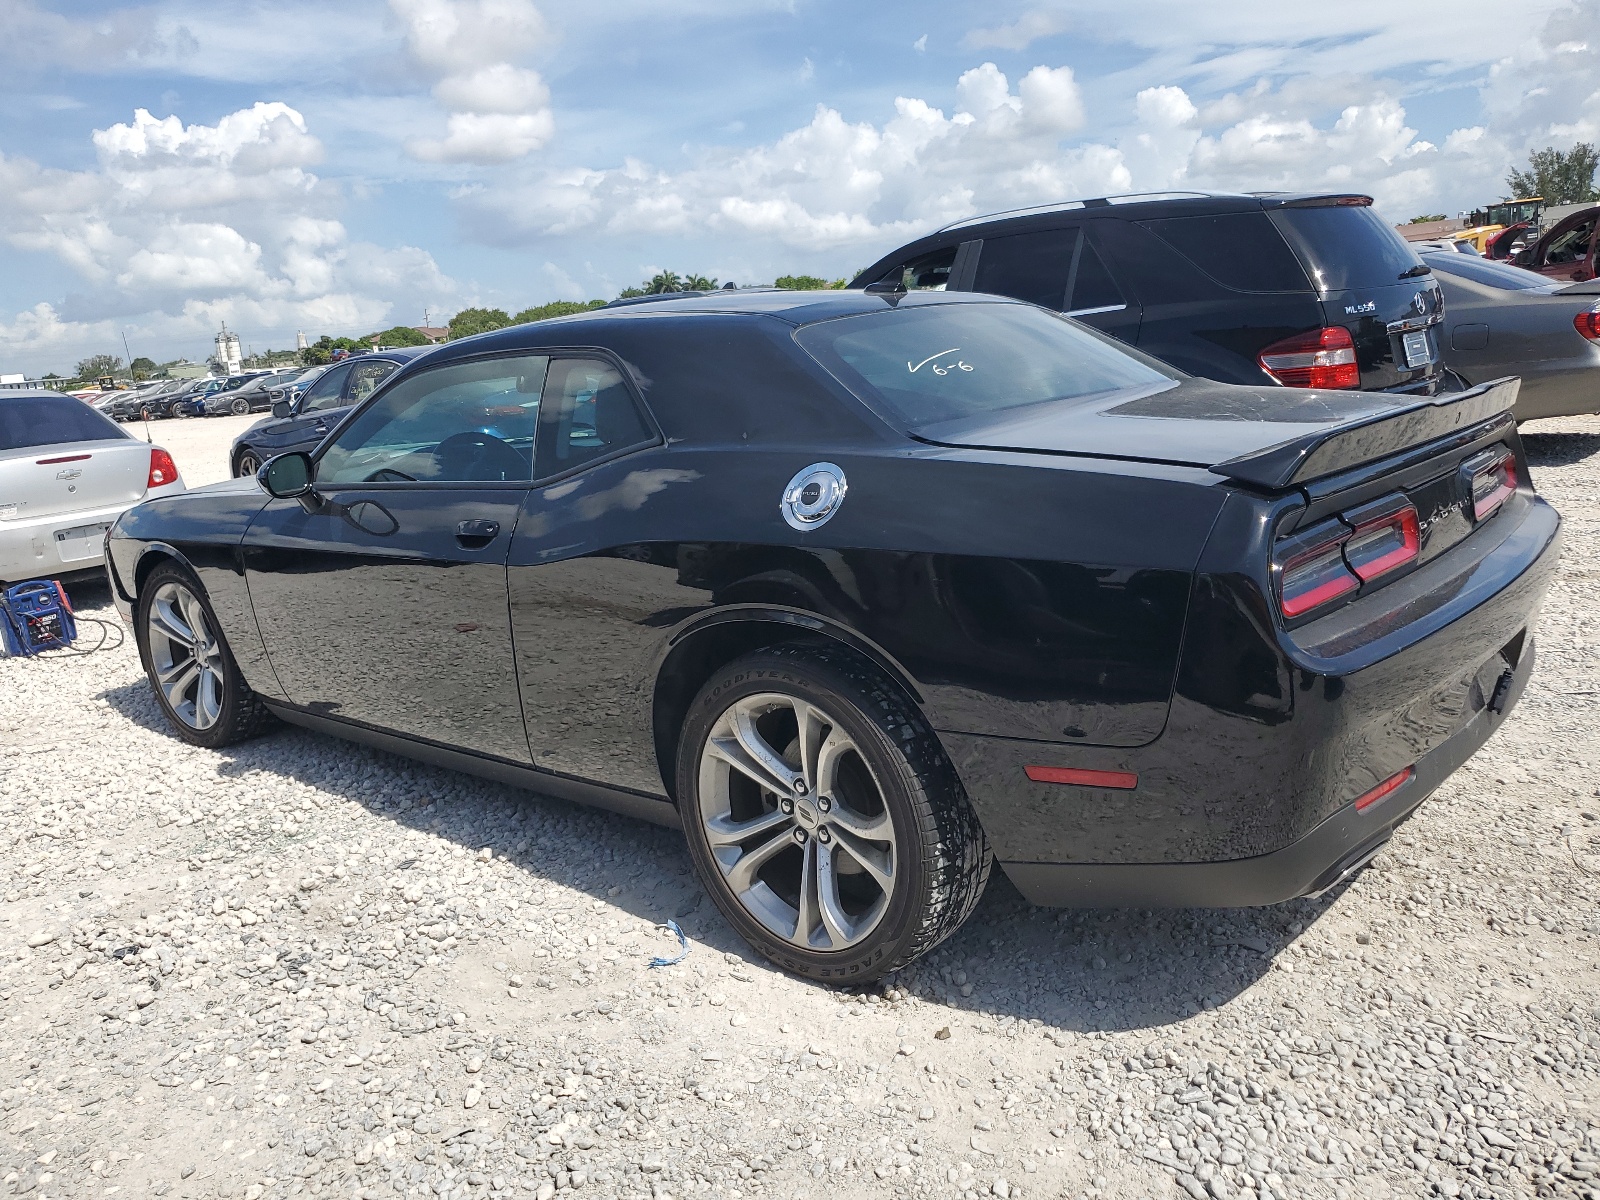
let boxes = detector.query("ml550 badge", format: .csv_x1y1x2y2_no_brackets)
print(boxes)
1344,300,1377,315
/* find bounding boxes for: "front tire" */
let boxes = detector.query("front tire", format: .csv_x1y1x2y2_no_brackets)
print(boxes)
234,449,261,478
678,644,991,983
135,562,276,748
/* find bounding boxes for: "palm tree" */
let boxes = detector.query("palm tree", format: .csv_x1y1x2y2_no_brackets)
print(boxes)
683,274,718,291
644,271,684,294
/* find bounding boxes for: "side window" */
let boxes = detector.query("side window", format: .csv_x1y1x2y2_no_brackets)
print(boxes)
1142,213,1308,292
1067,238,1124,313
972,228,1077,309
317,355,548,485
347,360,399,405
878,246,957,291
300,363,353,413
536,357,654,477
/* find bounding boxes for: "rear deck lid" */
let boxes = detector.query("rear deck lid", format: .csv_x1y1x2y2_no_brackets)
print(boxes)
0,392,148,521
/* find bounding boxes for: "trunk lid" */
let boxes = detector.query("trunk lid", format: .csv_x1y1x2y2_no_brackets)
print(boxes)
916,376,1517,485
0,439,151,521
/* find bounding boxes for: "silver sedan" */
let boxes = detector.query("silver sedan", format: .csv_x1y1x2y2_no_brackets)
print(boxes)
1,390,186,585
1424,250,1600,422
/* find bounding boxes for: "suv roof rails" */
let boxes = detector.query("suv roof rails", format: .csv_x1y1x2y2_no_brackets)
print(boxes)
934,191,1220,234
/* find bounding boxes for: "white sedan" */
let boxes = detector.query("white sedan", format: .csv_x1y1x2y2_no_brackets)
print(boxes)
1,390,185,585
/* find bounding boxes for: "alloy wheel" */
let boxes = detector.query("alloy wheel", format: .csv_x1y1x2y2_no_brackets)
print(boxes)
145,582,225,730
236,451,261,478
231,398,250,415
696,693,897,951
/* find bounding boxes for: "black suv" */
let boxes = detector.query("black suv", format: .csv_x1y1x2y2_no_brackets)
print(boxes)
853,192,1446,394
229,348,434,477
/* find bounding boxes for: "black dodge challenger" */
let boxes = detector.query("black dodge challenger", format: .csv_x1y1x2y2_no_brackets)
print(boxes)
106,289,1560,982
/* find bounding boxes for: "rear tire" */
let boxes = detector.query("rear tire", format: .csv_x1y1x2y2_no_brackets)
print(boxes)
677,644,991,983
135,561,276,748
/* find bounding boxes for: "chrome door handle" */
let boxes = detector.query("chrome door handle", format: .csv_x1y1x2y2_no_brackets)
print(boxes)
456,519,500,549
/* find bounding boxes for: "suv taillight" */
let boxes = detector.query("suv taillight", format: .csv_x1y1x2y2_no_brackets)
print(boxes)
1258,327,1360,389
1575,308,1600,341
1274,496,1422,621
147,447,178,489
1462,447,1516,522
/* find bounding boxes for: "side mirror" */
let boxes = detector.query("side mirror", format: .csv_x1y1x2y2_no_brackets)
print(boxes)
259,452,315,500
271,400,292,419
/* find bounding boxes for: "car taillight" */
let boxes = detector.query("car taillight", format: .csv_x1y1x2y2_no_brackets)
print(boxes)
147,447,178,489
1276,525,1359,619
1575,308,1600,341
1463,447,1516,522
1258,327,1360,389
1274,496,1420,621
1343,500,1419,583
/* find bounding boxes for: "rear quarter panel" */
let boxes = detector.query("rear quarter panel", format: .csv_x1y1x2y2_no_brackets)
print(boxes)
507,440,1227,797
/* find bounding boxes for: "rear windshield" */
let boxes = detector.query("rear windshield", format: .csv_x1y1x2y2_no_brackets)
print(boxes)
0,394,129,451
1423,253,1562,292
1272,205,1428,291
794,302,1173,429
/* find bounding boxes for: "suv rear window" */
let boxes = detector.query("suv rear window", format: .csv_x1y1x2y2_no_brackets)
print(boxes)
795,301,1172,430
1142,212,1309,292
1271,205,1429,291
0,394,129,451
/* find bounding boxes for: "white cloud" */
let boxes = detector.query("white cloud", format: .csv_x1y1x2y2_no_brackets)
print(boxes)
392,0,555,165
461,62,1112,254
962,10,1070,52
0,103,455,374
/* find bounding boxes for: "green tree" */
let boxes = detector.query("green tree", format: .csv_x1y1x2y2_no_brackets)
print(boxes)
129,356,157,379
1506,143,1600,204
1405,214,1447,225
448,307,512,339
512,300,607,324
617,287,646,299
644,271,684,294
75,353,123,379
368,325,433,347
775,274,830,289
682,273,718,291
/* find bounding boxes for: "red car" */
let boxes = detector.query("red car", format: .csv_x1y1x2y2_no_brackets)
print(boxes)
1514,205,1599,281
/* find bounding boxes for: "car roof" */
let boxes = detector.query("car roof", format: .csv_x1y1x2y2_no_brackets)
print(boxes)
531,287,1013,327
930,190,1374,235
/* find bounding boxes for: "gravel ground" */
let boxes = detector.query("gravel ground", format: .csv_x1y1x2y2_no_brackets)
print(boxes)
1,415,1597,1200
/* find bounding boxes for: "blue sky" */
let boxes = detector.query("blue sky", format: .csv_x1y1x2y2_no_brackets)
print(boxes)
1,0,1595,375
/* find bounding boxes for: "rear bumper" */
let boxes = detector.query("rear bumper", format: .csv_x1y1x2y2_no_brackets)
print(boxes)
0,500,140,585
1001,638,1534,907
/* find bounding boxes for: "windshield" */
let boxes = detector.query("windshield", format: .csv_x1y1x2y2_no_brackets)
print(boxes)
794,301,1173,430
1423,253,1560,292
1,394,129,451
1272,205,1429,291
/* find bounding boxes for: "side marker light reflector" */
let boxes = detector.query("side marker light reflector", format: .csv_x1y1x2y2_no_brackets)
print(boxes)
1354,766,1413,813
1024,765,1138,790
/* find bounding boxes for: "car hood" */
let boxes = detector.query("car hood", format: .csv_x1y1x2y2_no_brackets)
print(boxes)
915,378,1413,471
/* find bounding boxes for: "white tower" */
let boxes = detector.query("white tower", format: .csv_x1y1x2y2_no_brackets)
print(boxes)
214,323,242,374
296,329,308,352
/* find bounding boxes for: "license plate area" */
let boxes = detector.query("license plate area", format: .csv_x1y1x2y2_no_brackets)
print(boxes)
1402,329,1436,369
54,522,110,562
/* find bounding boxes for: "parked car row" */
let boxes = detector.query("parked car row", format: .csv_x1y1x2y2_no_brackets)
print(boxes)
852,191,1600,423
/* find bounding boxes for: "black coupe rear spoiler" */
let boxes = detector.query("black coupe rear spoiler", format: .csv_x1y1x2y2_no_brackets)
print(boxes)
1210,377,1521,490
